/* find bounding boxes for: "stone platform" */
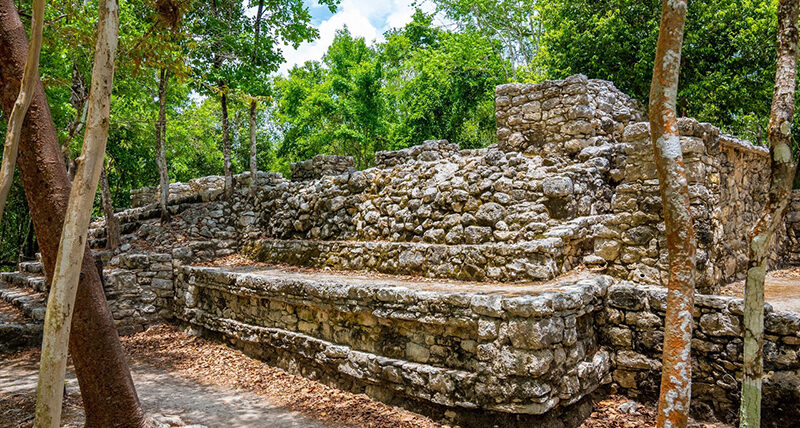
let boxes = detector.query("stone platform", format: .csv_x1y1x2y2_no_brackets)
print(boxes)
172,264,800,427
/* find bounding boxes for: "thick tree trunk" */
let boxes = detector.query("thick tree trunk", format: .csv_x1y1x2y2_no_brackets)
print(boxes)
156,67,170,223
249,98,257,198
100,165,119,251
649,1,696,428
740,1,800,426
35,0,126,425
0,0,44,224
221,87,232,197
0,1,145,427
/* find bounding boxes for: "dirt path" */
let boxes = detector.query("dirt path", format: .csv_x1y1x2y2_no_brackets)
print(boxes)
0,357,327,428
722,268,800,312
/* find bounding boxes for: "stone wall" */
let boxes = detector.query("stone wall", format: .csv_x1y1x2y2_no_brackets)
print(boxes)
110,75,785,291
599,119,773,293
174,266,611,427
101,251,799,427
495,74,643,156
104,252,175,335
290,155,355,181
600,284,800,426
130,175,225,208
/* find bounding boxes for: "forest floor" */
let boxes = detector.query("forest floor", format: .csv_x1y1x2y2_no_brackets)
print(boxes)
0,324,731,428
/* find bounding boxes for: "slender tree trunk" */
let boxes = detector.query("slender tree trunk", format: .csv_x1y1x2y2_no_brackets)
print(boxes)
35,0,125,425
740,1,800,426
221,86,232,197
0,0,44,224
156,67,170,222
249,98,257,197
0,1,144,427
23,216,34,259
248,0,265,198
100,164,119,251
649,1,696,427
63,63,88,181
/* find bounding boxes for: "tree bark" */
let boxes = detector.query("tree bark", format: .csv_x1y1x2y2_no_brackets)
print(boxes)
100,164,119,251
0,1,145,427
249,98,257,198
739,1,800,426
63,62,88,181
649,1,696,427
221,86,232,197
0,0,44,224
156,67,170,223
34,0,126,425
247,0,265,198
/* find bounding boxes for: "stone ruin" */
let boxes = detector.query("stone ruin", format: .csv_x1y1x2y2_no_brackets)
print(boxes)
2,75,799,427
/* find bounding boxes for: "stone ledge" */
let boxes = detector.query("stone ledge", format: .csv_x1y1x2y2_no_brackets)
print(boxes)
175,266,612,421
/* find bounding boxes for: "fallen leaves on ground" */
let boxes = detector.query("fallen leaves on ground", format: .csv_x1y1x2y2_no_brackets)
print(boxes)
121,324,446,428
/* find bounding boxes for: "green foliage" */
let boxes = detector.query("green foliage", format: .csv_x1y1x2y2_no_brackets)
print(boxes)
274,12,508,166
275,29,386,168
433,0,542,78
536,0,780,140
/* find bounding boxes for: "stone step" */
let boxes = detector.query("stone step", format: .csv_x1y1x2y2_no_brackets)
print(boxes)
244,238,573,282
0,279,47,322
18,261,44,275
0,271,47,293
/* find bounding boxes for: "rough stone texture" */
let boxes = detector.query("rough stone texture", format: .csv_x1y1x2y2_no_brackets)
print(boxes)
605,120,775,293
130,175,225,208
97,76,789,292
599,284,800,426
495,74,643,156
104,253,175,335
290,155,356,182
174,267,612,425
64,75,800,426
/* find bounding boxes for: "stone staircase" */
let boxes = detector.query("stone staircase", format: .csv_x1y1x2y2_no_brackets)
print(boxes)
0,259,47,352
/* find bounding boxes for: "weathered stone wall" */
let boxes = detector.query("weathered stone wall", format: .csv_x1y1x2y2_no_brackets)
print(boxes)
104,252,174,335
111,254,798,427
598,120,773,293
601,284,800,426
290,154,355,181
174,266,611,426
130,175,225,208
495,74,643,156
110,75,786,290
783,190,800,265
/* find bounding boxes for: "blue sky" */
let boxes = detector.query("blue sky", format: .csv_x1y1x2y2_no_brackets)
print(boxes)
248,0,436,74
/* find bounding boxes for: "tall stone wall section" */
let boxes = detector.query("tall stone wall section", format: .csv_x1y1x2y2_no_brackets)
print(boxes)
495,75,775,293
602,120,773,292
495,75,643,156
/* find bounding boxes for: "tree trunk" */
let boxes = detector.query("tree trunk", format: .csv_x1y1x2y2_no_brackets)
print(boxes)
34,0,125,426
0,0,44,224
156,67,170,223
63,62,88,181
249,98,257,198
221,86,232,197
740,1,800,426
0,2,144,427
247,0,265,199
100,164,119,251
649,1,696,428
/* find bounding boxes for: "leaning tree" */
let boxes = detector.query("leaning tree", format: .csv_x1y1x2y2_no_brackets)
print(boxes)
740,0,800,426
